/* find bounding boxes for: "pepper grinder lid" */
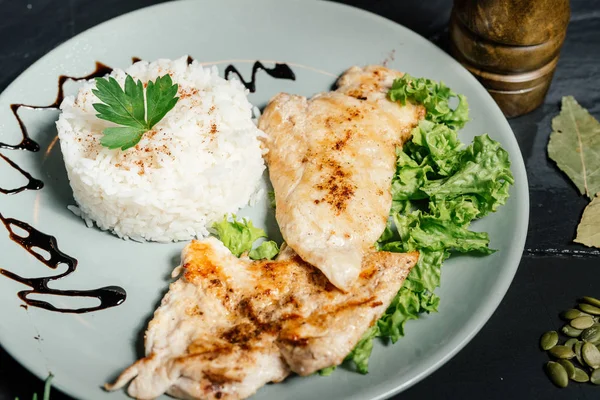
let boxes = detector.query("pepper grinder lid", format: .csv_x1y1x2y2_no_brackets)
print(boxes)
449,0,570,118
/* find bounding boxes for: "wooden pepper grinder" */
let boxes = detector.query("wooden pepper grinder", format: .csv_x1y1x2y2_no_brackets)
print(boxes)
450,0,570,118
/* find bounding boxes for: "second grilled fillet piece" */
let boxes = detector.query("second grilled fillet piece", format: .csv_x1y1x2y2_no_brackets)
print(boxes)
258,65,425,291
105,238,418,399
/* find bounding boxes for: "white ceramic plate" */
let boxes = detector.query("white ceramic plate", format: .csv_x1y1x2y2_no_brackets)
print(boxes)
0,1,529,399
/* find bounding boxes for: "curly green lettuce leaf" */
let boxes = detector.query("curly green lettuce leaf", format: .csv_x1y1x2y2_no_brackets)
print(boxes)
393,132,513,221
388,74,469,130
391,150,432,201
345,325,380,374
317,366,337,376
428,195,482,227
409,120,463,176
212,216,266,257
249,240,280,260
402,214,494,254
391,121,463,201
407,249,446,293
346,132,512,373
377,283,440,345
423,134,514,217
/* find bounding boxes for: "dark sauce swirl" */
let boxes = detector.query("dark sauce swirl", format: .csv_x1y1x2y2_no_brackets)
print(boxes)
0,153,43,195
225,61,295,93
0,61,125,313
1,62,113,152
0,63,112,199
0,213,126,313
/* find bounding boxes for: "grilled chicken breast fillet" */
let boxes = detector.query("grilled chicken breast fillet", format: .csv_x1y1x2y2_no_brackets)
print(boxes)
106,238,418,399
258,65,424,290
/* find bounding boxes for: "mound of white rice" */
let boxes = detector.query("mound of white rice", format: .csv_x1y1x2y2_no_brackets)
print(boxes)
56,56,265,242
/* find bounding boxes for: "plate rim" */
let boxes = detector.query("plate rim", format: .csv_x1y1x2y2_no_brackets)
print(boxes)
0,0,530,399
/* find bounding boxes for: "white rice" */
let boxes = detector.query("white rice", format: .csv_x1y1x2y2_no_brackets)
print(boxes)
56,56,266,242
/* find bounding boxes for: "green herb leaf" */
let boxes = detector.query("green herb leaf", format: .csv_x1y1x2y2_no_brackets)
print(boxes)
93,74,179,150
99,127,146,150
390,120,464,201
146,75,180,128
574,193,600,248
249,240,280,260
400,212,494,254
428,195,483,227
390,149,432,201
409,120,463,176
92,76,146,129
407,249,446,293
422,134,514,217
317,366,336,376
548,96,600,200
377,281,440,344
344,325,380,374
212,215,266,257
388,74,469,130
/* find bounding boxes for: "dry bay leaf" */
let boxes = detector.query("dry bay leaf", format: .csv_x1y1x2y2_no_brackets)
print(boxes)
574,194,600,248
548,96,600,200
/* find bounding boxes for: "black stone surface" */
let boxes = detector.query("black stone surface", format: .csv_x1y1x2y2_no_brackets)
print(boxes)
1,0,599,399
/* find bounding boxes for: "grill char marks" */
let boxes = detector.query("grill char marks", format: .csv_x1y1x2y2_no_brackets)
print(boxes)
105,238,418,399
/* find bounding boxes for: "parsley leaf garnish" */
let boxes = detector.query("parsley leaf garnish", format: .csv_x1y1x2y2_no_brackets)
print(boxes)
92,74,179,150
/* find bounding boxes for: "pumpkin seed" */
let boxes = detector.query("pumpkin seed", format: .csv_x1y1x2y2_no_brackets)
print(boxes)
571,316,595,330
591,369,600,385
546,362,569,388
582,342,600,368
563,309,588,320
572,367,590,383
549,345,576,359
582,325,600,344
575,341,584,365
558,359,576,379
541,331,559,350
582,296,600,308
579,303,600,316
562,324,583,338
564,338,579,350
562,308,589,321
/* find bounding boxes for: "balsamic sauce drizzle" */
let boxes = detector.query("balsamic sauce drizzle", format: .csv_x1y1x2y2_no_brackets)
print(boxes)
0,213,126,313
1,62,113,152
1,61,123,313
224,61,296,93
0,153,43,195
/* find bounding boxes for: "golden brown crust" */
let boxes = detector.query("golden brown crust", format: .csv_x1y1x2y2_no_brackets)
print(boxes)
183,241,419,376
